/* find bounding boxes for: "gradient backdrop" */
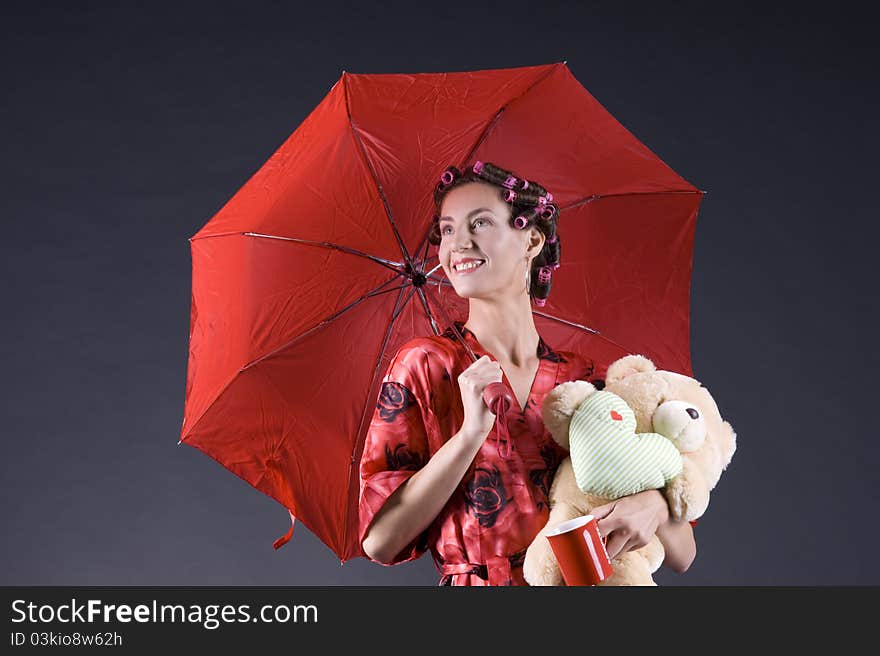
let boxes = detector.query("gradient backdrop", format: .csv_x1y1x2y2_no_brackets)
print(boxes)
2,1,877,585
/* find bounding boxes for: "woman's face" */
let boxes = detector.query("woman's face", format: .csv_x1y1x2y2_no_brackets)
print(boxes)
438,181,542,300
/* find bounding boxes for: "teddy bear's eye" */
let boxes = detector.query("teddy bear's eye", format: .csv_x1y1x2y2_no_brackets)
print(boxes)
686,408,699,420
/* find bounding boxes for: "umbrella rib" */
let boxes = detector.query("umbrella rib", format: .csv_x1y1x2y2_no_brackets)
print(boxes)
559,188,704,214
414,285,442,338
344,281,416,556
425,273,452,287
419,285,478,362
343,75,416,276
461,64,561,167
191,231,406,276
240,277,409,372
415,223,431,266
533,310,637,358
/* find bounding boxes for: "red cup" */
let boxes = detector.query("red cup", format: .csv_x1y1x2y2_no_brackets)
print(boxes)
545,514,614,586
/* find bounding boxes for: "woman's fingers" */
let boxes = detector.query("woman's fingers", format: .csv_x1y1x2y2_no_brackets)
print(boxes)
596,510,619,538
603,531,629,561
591,503,615,521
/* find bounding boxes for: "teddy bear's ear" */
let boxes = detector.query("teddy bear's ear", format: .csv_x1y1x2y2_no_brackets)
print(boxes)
605,354,656,385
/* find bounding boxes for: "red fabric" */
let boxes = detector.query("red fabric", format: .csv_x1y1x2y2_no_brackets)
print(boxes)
359,320,597,586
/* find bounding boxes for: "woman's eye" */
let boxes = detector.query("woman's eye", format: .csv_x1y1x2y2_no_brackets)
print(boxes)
441,218,489,236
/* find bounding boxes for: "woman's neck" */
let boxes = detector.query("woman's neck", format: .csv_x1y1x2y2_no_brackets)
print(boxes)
464,295,539,366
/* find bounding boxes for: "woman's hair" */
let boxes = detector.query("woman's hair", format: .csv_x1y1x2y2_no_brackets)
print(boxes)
428,161,561,306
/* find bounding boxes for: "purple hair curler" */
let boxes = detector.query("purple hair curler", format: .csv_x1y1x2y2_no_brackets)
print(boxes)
539,205,554,221
503,175,518,189
513,216,528,229
537,266,553,284
473,161,484,175
440,170,455,185
547,234,558,244
504,189,517,203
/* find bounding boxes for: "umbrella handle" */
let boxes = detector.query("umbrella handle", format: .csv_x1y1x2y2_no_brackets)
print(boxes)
482,382,514,458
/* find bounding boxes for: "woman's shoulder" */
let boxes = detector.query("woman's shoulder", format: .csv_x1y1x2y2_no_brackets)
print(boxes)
393,332,463,361
387,333,462,383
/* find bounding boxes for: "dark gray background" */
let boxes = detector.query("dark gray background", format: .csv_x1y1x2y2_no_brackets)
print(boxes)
2,1,876,586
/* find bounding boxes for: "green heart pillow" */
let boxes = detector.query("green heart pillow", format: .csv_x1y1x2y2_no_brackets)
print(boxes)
569,390,683,499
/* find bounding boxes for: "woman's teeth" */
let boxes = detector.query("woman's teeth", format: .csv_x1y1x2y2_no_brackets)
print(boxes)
454,260,485,273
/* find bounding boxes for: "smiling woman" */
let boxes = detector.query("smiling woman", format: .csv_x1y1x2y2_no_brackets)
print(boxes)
357,161,609,586
358,161,683,587
428,161,562,307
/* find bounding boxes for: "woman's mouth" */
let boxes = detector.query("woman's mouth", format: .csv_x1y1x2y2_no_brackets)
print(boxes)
452,259,486,275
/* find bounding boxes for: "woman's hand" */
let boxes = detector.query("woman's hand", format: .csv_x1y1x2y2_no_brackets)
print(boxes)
591,489,670,560
458,355,503,443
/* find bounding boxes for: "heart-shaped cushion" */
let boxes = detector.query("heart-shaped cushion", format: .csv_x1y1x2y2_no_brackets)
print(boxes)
569,390,683,499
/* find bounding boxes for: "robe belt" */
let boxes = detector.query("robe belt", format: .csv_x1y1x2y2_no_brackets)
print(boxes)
438,549,527,586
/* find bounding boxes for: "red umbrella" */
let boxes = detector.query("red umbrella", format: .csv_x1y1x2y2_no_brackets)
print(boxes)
178,61,705,563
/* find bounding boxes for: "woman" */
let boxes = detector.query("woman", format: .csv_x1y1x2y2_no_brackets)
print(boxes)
358,162,695,585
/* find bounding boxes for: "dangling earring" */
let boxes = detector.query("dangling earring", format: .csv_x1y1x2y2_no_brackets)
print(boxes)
525,257,531,293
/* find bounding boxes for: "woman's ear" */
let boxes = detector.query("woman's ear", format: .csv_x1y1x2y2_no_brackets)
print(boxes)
527,226,545,257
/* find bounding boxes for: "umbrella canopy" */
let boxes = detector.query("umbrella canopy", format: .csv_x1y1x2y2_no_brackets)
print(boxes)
179,61,704,563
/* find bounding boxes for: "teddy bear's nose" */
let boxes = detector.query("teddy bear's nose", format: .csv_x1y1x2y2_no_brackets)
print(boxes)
686,408,699,420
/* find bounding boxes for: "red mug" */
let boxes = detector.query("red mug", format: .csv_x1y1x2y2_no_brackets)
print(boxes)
545,514,614,586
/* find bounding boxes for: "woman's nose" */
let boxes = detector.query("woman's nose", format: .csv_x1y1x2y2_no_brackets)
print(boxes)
451,231,473,250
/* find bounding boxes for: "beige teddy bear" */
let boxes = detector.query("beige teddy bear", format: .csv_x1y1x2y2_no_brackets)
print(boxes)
523,354,736,586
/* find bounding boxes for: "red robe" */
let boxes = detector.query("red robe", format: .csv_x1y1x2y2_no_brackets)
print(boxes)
358,320,694,585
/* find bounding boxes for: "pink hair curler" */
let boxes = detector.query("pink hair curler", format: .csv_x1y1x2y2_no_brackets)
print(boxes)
534,297,547,307
514,216,528,229
503,175,518,189
504,189,517,203
473,161,484,174
547,234,558,244
537,266,553,284
440,170,455,185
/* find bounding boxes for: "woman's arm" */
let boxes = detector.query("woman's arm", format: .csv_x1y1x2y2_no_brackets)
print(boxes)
655,515,696,574
362,426,487,564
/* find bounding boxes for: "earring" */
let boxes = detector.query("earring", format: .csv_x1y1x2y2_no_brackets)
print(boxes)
525,258,531,292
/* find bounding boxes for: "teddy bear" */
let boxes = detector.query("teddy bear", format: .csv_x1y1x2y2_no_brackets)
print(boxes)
523,354,736,586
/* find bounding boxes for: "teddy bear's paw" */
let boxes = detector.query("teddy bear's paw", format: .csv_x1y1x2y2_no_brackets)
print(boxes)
665,462,710,522
523,537,565,586
663,475,688,521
